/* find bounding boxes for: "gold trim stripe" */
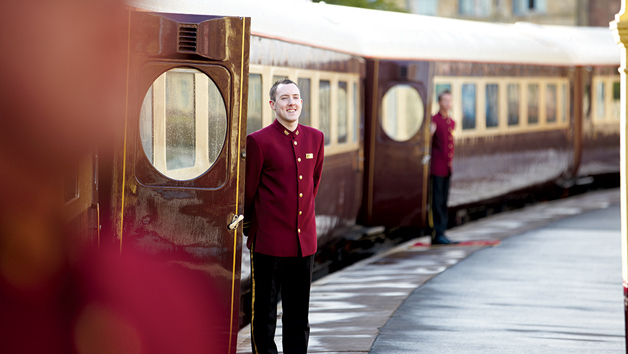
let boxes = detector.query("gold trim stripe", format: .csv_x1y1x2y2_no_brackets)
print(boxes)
228,17,247,354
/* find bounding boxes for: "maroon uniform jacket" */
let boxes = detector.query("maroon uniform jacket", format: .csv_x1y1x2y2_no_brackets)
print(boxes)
431,112,455,177
243,119,325,257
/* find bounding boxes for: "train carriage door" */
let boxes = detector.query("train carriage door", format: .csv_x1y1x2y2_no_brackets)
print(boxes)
360,60,432,229
113,12,249,354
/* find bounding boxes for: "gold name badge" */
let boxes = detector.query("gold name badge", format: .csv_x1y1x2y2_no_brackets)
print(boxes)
306,153,314,159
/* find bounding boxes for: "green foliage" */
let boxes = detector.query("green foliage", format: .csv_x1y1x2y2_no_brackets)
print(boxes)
312,0,408,13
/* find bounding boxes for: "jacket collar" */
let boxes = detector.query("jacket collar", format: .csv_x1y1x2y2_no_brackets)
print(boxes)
272,119,300,137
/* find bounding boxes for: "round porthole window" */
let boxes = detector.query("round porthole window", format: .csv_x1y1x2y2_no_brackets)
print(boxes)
139,68,227,181
381,84,424,141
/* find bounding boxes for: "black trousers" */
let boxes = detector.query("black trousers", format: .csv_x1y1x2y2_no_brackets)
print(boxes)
430,175,450,237
250,251,314,354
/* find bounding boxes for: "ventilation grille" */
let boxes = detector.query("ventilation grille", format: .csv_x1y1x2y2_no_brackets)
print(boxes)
178,26,197,53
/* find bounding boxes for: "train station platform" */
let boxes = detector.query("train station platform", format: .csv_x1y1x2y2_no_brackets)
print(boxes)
236,188,624,353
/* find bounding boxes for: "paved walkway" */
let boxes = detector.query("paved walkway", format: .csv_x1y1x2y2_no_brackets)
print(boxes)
237,188,624,353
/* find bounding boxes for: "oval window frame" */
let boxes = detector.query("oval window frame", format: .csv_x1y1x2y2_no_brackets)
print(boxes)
138,66,229,182
381,84,425,142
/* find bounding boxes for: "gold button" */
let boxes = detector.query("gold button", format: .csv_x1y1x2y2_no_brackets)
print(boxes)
298,229,301,233
298,158,301,162
448,153,452,157
299,175,303,179
448,162,452,166
449,136,453,140
299,211,302,215
294,141,298,145
449,144,453,148
299,193,303,197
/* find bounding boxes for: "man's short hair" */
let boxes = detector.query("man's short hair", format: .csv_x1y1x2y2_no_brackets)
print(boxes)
270,78,298,102
437,89,452,103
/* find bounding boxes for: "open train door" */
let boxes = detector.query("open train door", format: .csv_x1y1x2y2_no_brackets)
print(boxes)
359,60,432,229
111,11,249,353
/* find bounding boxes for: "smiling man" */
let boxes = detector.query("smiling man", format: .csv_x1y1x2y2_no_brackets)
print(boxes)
243,78,325,354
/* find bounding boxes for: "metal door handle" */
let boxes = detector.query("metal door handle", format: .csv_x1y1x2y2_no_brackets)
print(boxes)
422,155,431,165
228,214,244,230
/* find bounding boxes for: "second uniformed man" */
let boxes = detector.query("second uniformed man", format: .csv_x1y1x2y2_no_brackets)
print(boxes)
243,78,324,354
429,89,457,245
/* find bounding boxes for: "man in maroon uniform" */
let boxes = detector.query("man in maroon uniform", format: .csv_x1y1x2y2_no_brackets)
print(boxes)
243,78,324,354
430,90,457,245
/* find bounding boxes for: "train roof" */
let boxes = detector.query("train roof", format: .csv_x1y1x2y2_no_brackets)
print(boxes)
128,0,620,67
512,22,620,66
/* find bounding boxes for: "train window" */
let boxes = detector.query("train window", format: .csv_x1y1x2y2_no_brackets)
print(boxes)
381,84,424,141
527,84,539,125
247,73,263,135
613,81,620,120
165,71,195,171
546,84,557,123
320,80,331,145
462,83,476,130
140,68,227,181
485,84,499,128
507,84,520,126
596,81,605,120
353,82,358,142
298,78,311,126
338,81,348,143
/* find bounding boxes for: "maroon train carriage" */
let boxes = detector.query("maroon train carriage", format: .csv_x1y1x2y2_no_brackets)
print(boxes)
530,25,622,184
127,0,620,251
359,21,620,227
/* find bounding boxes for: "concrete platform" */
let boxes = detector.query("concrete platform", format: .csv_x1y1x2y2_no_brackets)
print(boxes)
236,188,624,353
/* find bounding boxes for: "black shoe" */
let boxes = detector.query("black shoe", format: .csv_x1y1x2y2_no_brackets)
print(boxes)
432,235,458,245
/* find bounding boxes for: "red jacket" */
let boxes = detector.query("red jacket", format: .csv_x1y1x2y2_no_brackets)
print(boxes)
243,119,325,257
431,112,455,177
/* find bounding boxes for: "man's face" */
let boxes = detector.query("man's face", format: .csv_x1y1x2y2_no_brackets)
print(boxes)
270,83,302,125
439,93,452,115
